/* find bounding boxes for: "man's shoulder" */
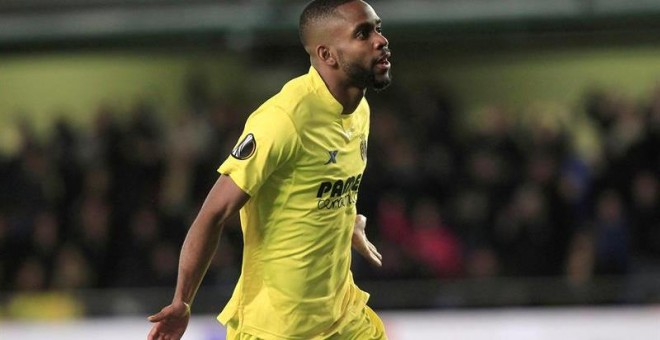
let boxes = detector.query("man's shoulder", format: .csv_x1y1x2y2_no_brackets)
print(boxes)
244,77,309,136
251,69,338,132
277,72,317,107
267,73,324,121
251,74,309,115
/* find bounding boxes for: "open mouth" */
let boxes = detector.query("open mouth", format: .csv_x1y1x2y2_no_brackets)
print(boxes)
376,53,391,69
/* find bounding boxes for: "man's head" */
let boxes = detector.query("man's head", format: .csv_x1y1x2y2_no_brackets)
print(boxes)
299,0,391,91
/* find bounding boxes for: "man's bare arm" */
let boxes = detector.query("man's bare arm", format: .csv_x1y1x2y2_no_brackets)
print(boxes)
147,175,249,340
172,175,249,306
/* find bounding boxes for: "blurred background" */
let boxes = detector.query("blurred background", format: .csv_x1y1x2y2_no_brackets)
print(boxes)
1,0,660,339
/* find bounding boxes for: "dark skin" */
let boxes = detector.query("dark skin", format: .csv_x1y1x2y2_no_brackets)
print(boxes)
148,175,249,340
306,0,391,114
147,1,387,339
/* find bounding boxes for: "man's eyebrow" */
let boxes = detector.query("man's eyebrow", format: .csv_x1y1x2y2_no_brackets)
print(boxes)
352,19,381,34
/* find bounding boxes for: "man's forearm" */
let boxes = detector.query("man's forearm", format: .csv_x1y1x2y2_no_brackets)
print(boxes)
172,212,224,306
169,175,249,307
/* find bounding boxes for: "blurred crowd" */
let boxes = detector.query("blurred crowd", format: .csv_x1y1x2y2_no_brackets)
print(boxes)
0,73,659,303
362,84,659,284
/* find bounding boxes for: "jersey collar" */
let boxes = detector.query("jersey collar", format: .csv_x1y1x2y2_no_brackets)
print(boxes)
308,66,345,115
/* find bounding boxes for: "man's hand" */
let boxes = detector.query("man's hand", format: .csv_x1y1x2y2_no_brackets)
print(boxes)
352,214,382,267
147,300,191,340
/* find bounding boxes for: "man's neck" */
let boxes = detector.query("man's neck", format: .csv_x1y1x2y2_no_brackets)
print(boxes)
328,82,365,115
315,65,365,115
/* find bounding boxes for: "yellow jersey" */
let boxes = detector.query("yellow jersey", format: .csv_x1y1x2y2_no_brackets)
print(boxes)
217,66,371,339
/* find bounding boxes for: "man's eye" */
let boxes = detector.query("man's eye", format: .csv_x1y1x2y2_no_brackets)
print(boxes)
376,26,382,34
356,30,368,40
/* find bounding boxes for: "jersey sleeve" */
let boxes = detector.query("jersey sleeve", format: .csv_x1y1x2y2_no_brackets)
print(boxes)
218,108,299,196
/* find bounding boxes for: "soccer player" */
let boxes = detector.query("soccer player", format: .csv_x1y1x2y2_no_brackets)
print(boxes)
147,0,392,338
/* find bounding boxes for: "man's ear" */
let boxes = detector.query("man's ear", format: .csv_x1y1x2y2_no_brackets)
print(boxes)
316,45,337,66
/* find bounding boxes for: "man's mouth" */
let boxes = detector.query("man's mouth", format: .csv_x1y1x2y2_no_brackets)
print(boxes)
375,53,391,69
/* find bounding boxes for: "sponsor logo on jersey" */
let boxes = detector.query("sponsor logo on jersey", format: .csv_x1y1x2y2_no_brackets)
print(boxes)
316,174,362,210
231,133,256,160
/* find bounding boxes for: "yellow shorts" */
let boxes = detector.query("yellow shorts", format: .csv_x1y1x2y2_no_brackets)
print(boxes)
225,305,387,340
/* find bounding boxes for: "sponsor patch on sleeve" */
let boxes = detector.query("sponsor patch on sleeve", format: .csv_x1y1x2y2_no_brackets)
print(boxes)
231,133,256,160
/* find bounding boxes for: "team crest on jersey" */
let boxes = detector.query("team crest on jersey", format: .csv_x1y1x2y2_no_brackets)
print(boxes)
231,133,256,160
360,135,367,161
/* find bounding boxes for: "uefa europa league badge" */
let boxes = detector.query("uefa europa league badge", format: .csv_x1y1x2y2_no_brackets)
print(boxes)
360,135,367,162
231,133,256,160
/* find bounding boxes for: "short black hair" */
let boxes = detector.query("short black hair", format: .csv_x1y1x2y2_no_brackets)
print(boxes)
299,0,357,47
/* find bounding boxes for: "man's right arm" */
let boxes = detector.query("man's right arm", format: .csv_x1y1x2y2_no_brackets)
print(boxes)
171,174,249,306
147,175,249,340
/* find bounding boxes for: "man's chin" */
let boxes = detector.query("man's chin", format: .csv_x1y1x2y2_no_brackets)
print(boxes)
371,75,392,92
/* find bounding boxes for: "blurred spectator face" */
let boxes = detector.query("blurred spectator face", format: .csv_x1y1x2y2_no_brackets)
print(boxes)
387,138,418,176
558,171,583,203
130,208,159,245
14,258,46,291
79,196,109,245
469,151,501,185
632,171,657,208
476,106,510,138
455,190,489,226
83,166,110,197
371,109,401,141
529,115,561,149
514,184,545,222
412,199,441,229
527,154,557,185
22,146,48,180
557,158,591,205
610,100,643,153
596,190,624,224
150,242,178,285
33,211,59,253
52,244,93,290
566,231,595,285
466,248,499,278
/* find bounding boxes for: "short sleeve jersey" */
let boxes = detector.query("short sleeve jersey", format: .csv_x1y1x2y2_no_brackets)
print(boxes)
217,67,371,339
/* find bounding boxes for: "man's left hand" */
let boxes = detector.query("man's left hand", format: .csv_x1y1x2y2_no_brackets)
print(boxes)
352,214,382,267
